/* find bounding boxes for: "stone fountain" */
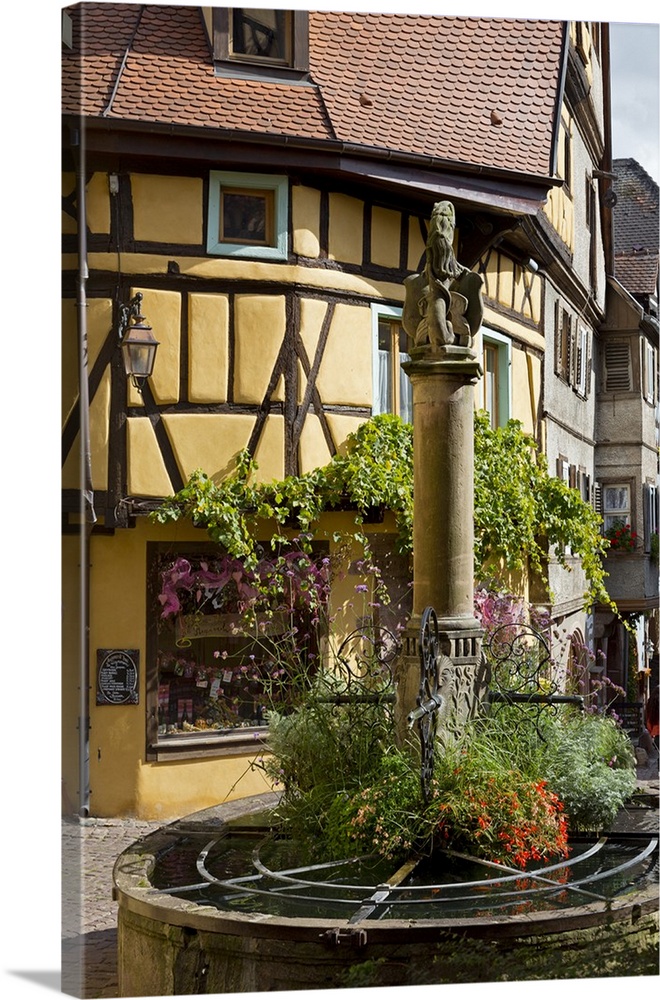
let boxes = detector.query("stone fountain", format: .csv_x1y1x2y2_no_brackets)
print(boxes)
113,202,659,994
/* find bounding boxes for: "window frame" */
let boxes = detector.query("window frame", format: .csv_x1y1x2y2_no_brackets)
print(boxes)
371,304,412,423
573,321,589,398
602,482,633,535
603,339,633,394
207,171,288,260
145,540,326,761
229,8,292,66
642,337,657,405
211,8,310,81
643,481,659,553
555,303,572,382
479,327,512,428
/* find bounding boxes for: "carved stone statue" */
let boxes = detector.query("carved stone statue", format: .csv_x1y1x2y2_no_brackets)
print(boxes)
403,201,484,352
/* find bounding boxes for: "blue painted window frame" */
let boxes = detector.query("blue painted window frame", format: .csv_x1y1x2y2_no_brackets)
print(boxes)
371,304,412,423
480,327,512,428
207,171,288,260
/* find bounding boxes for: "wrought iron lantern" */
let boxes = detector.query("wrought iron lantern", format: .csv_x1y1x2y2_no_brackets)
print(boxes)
118,292,159,393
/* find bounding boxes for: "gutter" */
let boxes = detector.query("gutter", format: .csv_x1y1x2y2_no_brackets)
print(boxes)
66,114,562,215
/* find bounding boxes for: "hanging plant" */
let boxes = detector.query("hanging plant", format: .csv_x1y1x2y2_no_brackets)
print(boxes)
151,413,612,611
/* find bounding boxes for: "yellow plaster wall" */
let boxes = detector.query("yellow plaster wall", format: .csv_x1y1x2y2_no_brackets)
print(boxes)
188,293,229,403
131,173,203,245
80,252,406,302
135,757,272,821
481,254,542,328
292,184,321,258
315,303,372,406
328,193,363,264
233,295,286,405
161,411,284,484
497,255,515,310
127,417,174,497
253,415,285,482
543,110,574,251
371,207,401,269
88,298,114,368
89,368,111,490
85,525,151,817
62,298,114,425
298,412,333,473
63,513,400,818
62,171,111,235
326,412,366,451
62,536,83,815
62,368,112,491
86,172,111,234
62,299,78,425
65,512,275,818
298,297,330,368
407,217,427,272
130,288,181,406
510,348,540,435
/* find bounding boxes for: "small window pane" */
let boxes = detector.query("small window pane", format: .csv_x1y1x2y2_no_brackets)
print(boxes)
231,8,289,62
604,486,629,512
220,188,274,246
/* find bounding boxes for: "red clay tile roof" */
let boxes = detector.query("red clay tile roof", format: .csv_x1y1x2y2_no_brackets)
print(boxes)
62,4,564,178
614,252,659,297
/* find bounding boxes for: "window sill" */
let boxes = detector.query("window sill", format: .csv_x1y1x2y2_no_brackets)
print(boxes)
213,60,312,85
147,728,269,761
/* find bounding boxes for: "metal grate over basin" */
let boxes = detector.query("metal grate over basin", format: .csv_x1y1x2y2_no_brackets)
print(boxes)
147,819,659,922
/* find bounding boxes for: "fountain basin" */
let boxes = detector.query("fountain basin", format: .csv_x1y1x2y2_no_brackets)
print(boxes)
114,793,659,994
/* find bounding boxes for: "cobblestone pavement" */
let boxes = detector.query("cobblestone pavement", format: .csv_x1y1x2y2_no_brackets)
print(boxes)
62,816,164,999
62,756,659,1000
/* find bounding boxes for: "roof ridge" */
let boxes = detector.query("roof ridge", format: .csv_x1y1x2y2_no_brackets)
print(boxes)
613,157,659,195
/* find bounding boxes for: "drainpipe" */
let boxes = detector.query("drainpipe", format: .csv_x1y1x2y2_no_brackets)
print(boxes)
71,124,96,817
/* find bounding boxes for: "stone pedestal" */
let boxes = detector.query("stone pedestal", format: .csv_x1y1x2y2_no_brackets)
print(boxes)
395,345,486,743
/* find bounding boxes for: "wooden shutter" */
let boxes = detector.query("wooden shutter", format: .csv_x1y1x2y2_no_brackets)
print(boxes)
604,342,632,393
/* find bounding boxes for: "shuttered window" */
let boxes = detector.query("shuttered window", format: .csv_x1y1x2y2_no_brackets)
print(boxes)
604,342,632,393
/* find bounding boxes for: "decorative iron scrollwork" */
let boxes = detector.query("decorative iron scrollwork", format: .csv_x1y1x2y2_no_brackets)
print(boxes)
485,622,583,736
408,607,453,802
317,621,399,706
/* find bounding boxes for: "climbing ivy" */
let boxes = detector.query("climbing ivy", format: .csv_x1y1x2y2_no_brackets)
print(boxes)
473,413,611,607
151,413,611,608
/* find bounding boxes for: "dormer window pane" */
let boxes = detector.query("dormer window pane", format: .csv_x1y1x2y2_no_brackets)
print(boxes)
231,9,291,64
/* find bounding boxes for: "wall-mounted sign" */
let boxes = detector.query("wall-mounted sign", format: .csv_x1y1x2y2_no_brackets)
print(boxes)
97,649,139,705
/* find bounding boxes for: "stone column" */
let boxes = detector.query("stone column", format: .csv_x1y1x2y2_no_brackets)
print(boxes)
394,200,487,744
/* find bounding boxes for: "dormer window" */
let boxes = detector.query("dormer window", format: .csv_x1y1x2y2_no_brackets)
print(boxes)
209,8,309,81
231,8,290,63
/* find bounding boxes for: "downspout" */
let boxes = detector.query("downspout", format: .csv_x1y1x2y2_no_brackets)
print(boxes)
71,123,96,818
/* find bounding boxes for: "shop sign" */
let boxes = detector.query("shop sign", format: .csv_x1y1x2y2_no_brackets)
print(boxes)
97,649,139,705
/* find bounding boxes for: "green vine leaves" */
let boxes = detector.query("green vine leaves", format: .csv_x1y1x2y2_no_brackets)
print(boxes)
151,412,611,611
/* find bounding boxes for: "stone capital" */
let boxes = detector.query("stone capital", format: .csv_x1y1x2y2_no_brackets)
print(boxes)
402,345,483,383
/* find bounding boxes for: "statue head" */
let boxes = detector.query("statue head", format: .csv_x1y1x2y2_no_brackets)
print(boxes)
427,200,463,281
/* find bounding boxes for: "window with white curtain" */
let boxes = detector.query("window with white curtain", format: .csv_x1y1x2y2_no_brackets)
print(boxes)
372,305,412,423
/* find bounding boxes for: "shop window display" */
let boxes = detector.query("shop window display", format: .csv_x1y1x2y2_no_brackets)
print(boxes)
154,548,329,738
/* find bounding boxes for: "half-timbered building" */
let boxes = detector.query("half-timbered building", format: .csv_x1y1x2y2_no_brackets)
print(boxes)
62,6,643,819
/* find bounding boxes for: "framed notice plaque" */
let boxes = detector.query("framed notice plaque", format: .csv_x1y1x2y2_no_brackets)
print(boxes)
97,649,139,705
